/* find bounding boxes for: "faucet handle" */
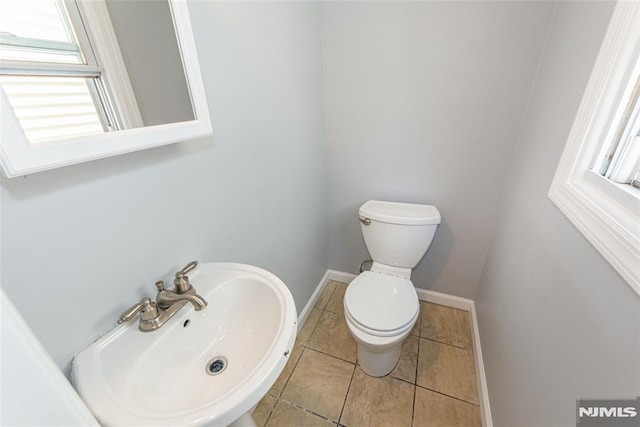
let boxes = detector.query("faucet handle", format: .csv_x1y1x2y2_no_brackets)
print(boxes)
176,260,198,278
174,261,198,293
118,297,159,324
118,299,146,324
118,302,142,324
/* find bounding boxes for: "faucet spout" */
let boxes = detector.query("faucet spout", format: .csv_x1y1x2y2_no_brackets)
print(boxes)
189,294,208,310
156,290,208,310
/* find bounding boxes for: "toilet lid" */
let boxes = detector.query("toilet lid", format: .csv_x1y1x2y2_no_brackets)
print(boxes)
345,271,419,334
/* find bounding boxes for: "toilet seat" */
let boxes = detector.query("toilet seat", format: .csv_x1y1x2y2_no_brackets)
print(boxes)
344,271,419,337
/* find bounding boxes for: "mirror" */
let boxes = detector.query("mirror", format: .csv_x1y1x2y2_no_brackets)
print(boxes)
0,0,211,178
97,0,195,127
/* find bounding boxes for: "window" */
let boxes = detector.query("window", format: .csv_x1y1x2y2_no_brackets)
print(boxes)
549,2,640,295
0,0,142,144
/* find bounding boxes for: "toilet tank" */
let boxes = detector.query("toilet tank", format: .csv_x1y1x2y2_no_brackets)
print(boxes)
359,200,441,269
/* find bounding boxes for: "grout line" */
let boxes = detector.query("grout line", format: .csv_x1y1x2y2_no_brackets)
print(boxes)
319,281,339,310
390,375,416,387
261,397,277,427
303,309,324,347
415,383,481,407
301,281,337,345
322,282,346,314
303,343,357,365
278,347,307,395
277,398,339,424
419,335,473,352
411,380,417,427
337,361,357,425
412,313,421,427
303,345,357,367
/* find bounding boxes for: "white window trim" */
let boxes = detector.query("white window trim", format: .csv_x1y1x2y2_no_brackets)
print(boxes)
72,0,143,130
549,1,640,295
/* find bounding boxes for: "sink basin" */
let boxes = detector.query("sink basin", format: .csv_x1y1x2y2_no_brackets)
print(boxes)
72,263,297,426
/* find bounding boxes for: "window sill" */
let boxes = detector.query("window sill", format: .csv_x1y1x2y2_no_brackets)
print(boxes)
549,169,640,294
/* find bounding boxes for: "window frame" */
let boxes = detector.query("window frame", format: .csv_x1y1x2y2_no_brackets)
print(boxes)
549,1,640,295
71,0,143,131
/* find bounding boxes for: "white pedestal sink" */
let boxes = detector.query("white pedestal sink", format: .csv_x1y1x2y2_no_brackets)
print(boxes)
72,263,297,426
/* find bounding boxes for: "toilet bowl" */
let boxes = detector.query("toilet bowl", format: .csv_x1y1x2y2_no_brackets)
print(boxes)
344,270,420,376
344,200,440,377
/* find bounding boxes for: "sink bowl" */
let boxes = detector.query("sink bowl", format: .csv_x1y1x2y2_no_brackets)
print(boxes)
72,263,297,426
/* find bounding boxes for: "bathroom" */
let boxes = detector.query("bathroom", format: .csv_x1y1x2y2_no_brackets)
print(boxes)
1,0,639,426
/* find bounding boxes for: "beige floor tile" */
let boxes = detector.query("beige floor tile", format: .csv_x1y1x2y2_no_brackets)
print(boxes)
298,308,323,347
390,334,419,384
417,338,478,404
266,400,335,427
269,345,304,397
413,387,481,427
315,281,338,310
410,304,422,336
281,349,355,422
253,393,277,427
308,310,357,363
341,366,414,427
420,302,472,349
325,282,347,314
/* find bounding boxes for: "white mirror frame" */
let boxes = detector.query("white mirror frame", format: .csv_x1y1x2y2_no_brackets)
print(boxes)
0,0,211,178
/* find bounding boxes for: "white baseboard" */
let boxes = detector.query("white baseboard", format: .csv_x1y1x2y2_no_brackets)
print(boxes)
300,270,492,427
415,288,474,311
469,303,493,427
296,270,329,333
326,269,357,283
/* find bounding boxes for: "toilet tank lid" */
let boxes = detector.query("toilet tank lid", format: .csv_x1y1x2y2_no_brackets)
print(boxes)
359,200,441,225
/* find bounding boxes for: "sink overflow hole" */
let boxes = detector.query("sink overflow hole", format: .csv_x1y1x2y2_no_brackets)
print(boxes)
206,357,227,376
183,319,190,328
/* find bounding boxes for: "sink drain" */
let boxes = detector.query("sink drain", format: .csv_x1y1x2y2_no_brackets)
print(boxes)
206,356,227,376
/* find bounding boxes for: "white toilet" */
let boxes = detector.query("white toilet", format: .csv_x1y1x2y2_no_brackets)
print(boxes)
344,200,441,377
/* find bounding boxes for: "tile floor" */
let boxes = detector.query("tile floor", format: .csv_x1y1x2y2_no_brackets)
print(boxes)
252,280,482,427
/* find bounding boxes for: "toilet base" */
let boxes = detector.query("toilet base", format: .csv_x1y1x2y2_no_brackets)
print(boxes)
357,342,402,377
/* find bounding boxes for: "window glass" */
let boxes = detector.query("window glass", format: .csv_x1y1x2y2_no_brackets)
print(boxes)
0,75,104,143
0,0,83,64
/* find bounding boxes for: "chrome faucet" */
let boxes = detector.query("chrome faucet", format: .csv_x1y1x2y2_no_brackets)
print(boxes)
118,261,208,332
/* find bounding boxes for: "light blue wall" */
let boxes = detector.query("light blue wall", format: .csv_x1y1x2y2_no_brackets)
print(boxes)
322,1,555,298
0,1,327,373
475,1,640,425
